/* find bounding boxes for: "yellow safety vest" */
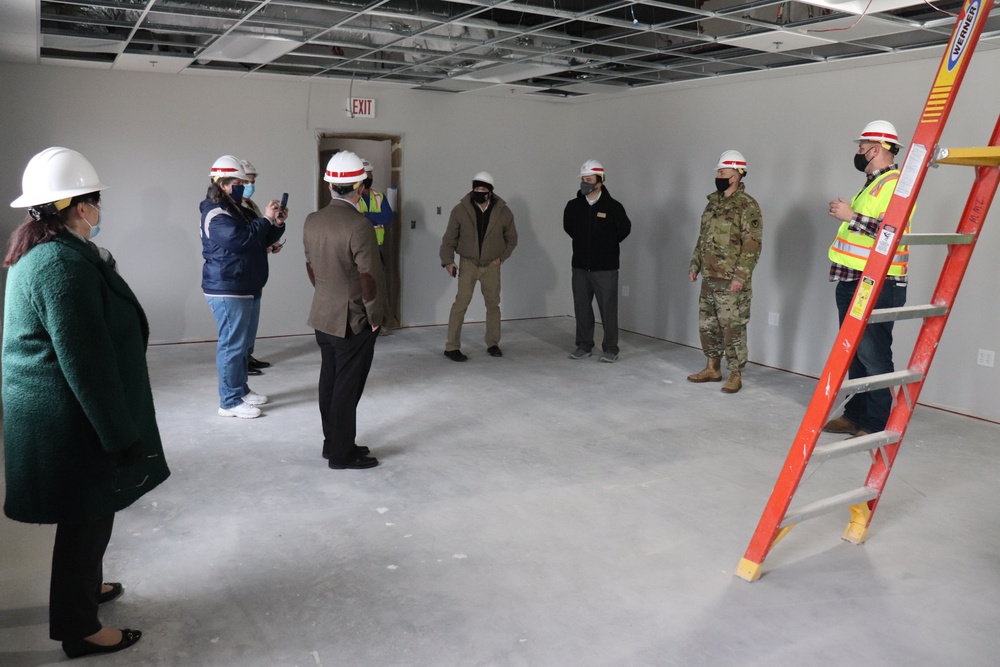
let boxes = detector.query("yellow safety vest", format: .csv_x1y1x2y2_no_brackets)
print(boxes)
828,170,909,276
358,191,385,246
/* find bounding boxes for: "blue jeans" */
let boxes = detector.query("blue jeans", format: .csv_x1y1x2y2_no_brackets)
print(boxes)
835,280,907,433
247,296,261,357
206,296,254,409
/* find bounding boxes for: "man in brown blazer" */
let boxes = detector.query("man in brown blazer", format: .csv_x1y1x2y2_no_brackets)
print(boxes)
303,151,386,470
439,171,518,361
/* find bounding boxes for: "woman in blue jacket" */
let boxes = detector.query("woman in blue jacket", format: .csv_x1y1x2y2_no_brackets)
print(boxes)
3,147,170,658
200,155,285,419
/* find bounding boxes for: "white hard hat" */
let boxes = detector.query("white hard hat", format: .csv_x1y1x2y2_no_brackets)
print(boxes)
210,155,250,181
855,120,903,147
240,159,258,176
579,160,605,179
11,147,107,209
472,171,494,188
362,159,373,173
324,151,366,185
716,150,747,174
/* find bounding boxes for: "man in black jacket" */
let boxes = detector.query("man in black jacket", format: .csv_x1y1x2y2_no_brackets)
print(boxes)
563,160,632,363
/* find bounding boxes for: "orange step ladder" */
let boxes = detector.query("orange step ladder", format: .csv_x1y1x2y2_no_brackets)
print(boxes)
736,0,1000,582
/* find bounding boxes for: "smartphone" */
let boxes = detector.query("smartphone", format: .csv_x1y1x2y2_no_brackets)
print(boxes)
280,192,288,208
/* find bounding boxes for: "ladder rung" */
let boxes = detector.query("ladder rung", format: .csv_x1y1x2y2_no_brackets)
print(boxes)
868,304,948,323
840,369,922,395
811,430,900,463
902,232,974,245
780,486,879,528
933,146,1000,167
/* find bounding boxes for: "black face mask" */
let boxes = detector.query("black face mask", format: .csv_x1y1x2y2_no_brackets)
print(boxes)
472,191,490,204
715,177,731,193
854,150,874,173
579,181,597,196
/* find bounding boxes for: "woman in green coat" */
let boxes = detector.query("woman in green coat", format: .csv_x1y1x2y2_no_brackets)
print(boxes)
3,147,170,659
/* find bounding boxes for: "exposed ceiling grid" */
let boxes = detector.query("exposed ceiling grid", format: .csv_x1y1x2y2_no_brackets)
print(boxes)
11,0,1000,98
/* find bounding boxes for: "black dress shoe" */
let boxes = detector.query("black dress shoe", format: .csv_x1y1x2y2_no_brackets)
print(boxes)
329,455,379,470
487,345,503,357
444,349,468,362
323,445,370,459
97,582,123,604
249,355,271,369
62,629,142,659
247,366,263,376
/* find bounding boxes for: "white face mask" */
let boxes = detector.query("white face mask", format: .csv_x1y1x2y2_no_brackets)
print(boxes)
84,201,102,239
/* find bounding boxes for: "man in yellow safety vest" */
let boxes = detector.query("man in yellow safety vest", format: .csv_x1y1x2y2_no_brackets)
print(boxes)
823,120,909,438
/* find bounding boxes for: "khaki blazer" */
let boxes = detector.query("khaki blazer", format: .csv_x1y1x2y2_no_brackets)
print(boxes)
439,193,518,266
303,199,386,336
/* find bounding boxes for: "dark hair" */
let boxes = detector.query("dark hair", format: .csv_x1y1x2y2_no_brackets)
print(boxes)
207,177,239,204
3,192,100,267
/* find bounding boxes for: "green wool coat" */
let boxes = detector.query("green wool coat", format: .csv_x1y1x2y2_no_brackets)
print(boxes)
3,232,170,523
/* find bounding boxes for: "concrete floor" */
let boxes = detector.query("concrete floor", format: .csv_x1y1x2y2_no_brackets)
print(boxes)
1,317,998,666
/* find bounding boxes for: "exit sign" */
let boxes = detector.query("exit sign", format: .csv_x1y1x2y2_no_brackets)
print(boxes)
350,97,375,118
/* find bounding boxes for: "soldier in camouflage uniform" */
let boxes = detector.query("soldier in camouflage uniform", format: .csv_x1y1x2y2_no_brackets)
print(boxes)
687,150,763,394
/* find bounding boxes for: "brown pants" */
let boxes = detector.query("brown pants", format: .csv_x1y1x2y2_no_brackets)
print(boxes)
446,257,501,351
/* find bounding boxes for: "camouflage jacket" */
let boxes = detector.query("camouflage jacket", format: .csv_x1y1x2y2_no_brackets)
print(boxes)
689,183,763,285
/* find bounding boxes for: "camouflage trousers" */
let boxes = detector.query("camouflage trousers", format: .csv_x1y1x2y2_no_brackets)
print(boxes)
698,278,752,372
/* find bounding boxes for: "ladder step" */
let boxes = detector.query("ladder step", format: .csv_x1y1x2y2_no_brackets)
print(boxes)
840,369,922,395
933,146,1000,167
780,486,879,528
811,430,900,463
902,232,974,245
868,303,948,323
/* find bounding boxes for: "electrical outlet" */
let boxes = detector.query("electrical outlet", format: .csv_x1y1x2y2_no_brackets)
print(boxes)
437,206,441,215
768,312,779,326
622,285,629,297
410,220,416,229
977,349,995,367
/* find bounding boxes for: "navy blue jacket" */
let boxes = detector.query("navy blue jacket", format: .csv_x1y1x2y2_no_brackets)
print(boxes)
563,185,631,271
200,198,284,297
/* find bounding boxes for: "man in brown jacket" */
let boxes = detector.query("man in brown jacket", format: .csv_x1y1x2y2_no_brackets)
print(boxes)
303,151,386,470
439,171,518,361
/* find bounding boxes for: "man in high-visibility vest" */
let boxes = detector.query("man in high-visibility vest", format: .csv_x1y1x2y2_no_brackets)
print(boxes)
359,159,396,332
358,159,395,248
823,120,909,438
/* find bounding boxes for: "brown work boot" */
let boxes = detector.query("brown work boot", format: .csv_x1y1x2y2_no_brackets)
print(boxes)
721,371,742,394
822,416,859,435
687,358,722,383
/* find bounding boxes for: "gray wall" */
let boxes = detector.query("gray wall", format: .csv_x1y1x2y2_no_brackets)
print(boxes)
1,48,998,420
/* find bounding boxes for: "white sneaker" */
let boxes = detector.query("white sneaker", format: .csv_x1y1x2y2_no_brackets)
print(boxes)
218,402,262,419
242,391,269,405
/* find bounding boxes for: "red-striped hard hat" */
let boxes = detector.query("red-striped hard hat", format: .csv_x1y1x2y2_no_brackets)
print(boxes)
716,150,747,174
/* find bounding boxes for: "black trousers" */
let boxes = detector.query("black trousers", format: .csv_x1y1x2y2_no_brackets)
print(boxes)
315,325,377,464
50,514,115,640
572,268,620,354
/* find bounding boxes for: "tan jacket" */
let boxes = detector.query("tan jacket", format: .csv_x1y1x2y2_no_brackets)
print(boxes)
439,193,518,266
303,199,386,336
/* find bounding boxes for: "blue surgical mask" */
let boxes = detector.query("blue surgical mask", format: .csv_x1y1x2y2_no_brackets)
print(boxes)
230,184,245,202
85,202,102,239
243,183,255,199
